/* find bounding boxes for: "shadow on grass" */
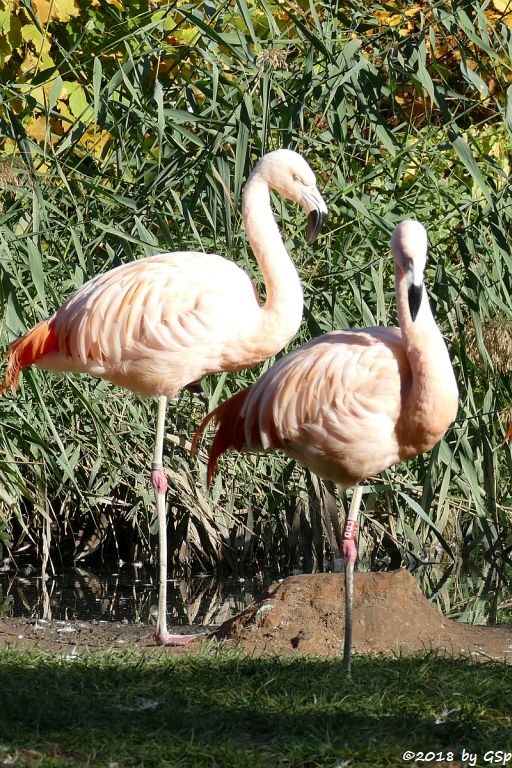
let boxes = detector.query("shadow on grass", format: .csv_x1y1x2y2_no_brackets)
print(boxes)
0,645,511,767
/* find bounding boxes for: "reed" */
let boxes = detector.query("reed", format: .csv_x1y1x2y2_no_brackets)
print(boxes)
0,1,510,594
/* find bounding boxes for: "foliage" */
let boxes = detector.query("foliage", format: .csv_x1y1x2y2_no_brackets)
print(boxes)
0,645,511,767
0,1,511,587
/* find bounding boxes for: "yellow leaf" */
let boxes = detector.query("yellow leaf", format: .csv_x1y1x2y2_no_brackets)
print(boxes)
492,0,512,12
70,88,93,121
25,115,49,142
59,81,94,121
18,49,55,93
3,138,17,155
373,9,402,26
55,98,74,124
487,2,512,26
78,127,112,157
111,0,124,9
0,9,22,62
32,0,80,25
22,23,53,56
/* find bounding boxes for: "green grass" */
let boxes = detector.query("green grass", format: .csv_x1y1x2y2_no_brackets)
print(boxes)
0,645,511,767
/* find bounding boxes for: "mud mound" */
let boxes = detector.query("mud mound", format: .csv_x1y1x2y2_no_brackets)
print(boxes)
215,570,512,661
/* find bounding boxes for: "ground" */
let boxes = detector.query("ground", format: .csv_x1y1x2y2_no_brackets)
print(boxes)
0,570,510,660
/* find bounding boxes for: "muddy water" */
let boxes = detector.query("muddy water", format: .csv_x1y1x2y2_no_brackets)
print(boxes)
0,559,510,628
0,563,270,628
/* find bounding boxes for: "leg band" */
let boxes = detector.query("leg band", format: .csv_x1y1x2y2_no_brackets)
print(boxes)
343,520,359,541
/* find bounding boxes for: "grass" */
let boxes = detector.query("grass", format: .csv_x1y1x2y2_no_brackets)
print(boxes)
0,644,511,767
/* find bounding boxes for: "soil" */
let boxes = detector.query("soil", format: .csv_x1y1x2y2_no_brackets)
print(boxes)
1,570,511,661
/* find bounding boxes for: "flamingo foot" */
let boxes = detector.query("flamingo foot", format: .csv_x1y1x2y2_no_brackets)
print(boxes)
153,628,203,646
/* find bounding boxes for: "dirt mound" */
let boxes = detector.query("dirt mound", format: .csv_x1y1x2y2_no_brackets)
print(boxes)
215,570,512,661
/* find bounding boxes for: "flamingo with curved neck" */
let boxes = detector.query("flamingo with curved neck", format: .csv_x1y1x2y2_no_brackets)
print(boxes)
1,149,327,646
194,219,458,674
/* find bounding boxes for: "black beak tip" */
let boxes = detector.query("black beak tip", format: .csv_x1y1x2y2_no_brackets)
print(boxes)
408,283,423,322
306,209,326,245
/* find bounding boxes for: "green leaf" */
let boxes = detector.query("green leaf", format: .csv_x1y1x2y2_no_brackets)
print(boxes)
460,60,489,98
397,492,453,557
449,132,492,204
92,55,102,125
27,238,47,313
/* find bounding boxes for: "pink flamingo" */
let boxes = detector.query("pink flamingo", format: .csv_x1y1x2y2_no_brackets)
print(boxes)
194,219,458,674
0,149,327,646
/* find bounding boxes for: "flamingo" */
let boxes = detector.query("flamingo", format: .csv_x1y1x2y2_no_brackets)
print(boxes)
0,149,327,646
193,219,459,675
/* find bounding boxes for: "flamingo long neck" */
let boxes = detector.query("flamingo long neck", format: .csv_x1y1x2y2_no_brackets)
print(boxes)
242,176,303,354
395,265,458,454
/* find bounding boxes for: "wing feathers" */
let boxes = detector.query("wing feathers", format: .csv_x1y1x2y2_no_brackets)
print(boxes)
2,251,261,395
192,387,252,485
51,254,250,367
196,329,408,486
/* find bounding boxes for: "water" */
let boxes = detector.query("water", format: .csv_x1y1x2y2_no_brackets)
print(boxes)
0,559,510,627
0,562,270,628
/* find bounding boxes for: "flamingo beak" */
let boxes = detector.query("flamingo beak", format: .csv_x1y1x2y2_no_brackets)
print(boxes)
408,282,423,322
303,187,327,245
404,255,424,322
306,209,326,244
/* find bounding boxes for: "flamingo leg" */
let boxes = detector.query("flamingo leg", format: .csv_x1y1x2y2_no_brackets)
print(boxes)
341,484,363,677
152,395,198,646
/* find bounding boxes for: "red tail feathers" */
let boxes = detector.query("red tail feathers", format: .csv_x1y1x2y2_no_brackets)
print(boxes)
192,387,252,485
0,320,58,395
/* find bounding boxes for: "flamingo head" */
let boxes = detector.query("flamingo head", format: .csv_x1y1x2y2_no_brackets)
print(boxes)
255,149,328,244
391,219,428,322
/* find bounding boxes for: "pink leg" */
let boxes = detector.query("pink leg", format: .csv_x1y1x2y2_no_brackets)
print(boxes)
151,396,201,646
342,487,362,677
342,521,359,568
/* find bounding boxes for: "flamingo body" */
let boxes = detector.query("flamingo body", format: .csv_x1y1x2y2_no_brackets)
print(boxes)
195,219,458,673
199,300,457,488
1,148,327,645
6,251,291,399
